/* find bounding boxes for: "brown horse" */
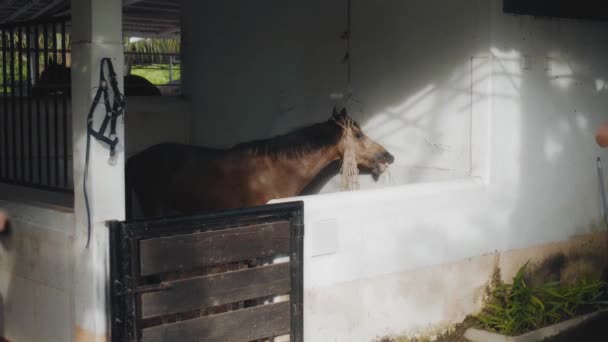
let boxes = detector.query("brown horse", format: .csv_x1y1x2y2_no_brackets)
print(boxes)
126,108,394,218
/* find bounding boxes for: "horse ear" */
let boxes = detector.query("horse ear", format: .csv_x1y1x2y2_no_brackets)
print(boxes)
332,107,347,118
332,106,339,117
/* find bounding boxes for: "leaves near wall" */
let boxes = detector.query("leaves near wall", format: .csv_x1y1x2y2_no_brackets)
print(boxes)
475,260,608,336
125,37,180,65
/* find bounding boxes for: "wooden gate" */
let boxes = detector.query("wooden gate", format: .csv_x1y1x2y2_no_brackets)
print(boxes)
109,202,304,342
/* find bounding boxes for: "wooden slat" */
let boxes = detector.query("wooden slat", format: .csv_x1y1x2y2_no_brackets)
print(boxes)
141,262,290,318
139,221,289,276
142,301,290,342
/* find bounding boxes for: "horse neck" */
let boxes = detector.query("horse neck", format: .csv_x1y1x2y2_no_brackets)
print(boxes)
271,144,341,196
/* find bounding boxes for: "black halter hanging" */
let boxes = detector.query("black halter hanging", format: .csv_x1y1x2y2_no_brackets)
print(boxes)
86,58,125,155
83,58,125,248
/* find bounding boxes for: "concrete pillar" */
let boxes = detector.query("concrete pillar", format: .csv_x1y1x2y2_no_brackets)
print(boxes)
70,0,124,340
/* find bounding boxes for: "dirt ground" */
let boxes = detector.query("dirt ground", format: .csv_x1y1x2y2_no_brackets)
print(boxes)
378,316,476,342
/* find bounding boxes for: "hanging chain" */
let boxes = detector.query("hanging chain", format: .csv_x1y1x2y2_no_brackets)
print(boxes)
335,0,363,116
341,0,352,85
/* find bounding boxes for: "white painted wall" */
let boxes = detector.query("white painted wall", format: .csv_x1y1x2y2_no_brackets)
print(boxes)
184,0,608,340
182,0,494,192
0,199,74,342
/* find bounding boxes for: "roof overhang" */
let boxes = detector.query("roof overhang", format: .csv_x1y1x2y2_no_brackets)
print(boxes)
0,0,180,38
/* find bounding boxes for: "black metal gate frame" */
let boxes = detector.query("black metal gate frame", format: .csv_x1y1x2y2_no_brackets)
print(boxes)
109,201,304,342
0,15,72,192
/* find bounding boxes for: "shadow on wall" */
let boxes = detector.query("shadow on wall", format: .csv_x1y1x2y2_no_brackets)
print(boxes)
302,0,608,253
185,0,608,250
179,1,608,338
187,0,495,193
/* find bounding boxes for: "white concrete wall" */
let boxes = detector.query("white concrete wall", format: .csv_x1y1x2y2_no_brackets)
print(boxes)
0,199,74,342
182,0,608,340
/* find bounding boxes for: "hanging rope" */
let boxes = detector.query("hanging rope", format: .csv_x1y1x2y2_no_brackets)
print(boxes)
338,118,360,191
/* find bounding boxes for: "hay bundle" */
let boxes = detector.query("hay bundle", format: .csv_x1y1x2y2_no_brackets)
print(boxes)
339,119,360,191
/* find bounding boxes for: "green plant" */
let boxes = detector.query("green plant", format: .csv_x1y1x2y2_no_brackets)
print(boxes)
131,64,181,85
126,38,180,55
475,260,607,336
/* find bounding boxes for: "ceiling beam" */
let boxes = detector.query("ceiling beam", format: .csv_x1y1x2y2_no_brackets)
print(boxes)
1,0,40,24
158,25,180,36
1,0,182,31
123,15,179,23
123,0,146,7
141,0,180,6
128,5,180,13
30,0,64,19
53,8,70,17
0,1,19,12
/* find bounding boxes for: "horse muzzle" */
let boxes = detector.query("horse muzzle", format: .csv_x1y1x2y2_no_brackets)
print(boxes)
380,152,395,164
372,151,395,175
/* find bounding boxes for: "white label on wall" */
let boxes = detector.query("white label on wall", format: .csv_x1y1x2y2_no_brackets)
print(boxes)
311,218,339,257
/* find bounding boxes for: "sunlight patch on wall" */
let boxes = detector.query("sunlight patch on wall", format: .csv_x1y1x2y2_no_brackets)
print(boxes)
544,135,564,162
546,52,574,89
558,117,572,135
489,47,523,195
490,47,523,77
595,79,606,92
575,113,589,131
360,57,479,186
386,84,436,119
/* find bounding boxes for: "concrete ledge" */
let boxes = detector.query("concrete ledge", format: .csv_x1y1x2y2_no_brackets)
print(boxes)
0,183,74,210
464,309,608,342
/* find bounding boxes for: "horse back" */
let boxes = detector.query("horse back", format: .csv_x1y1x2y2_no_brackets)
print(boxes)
124,74,162,96
126,143,222,217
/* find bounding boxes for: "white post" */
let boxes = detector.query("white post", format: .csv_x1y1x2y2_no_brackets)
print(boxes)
70,0,124,340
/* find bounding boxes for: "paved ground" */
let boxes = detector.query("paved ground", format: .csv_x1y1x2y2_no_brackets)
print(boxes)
381,311,608,342
542,311,608,342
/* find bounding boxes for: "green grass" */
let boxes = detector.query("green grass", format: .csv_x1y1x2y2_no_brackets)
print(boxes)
474,261,608,336
130,63,180,85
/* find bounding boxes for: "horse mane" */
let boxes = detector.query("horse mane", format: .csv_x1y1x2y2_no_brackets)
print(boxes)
232,120,343,158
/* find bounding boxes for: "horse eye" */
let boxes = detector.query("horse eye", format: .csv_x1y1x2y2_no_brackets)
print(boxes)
355,132,364,139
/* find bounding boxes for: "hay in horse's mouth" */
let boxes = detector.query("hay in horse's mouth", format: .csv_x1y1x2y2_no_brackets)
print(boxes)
340,120,360,191
372,161,390,176
377,162,389,173
339,118,392,190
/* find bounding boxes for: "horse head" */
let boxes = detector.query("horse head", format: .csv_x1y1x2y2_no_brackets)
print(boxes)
331,107,394,176
32,58,71,97
40,58,70,81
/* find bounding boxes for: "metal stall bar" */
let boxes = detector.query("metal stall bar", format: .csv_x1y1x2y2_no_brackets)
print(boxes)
61,20,68,187
1,30,7,179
